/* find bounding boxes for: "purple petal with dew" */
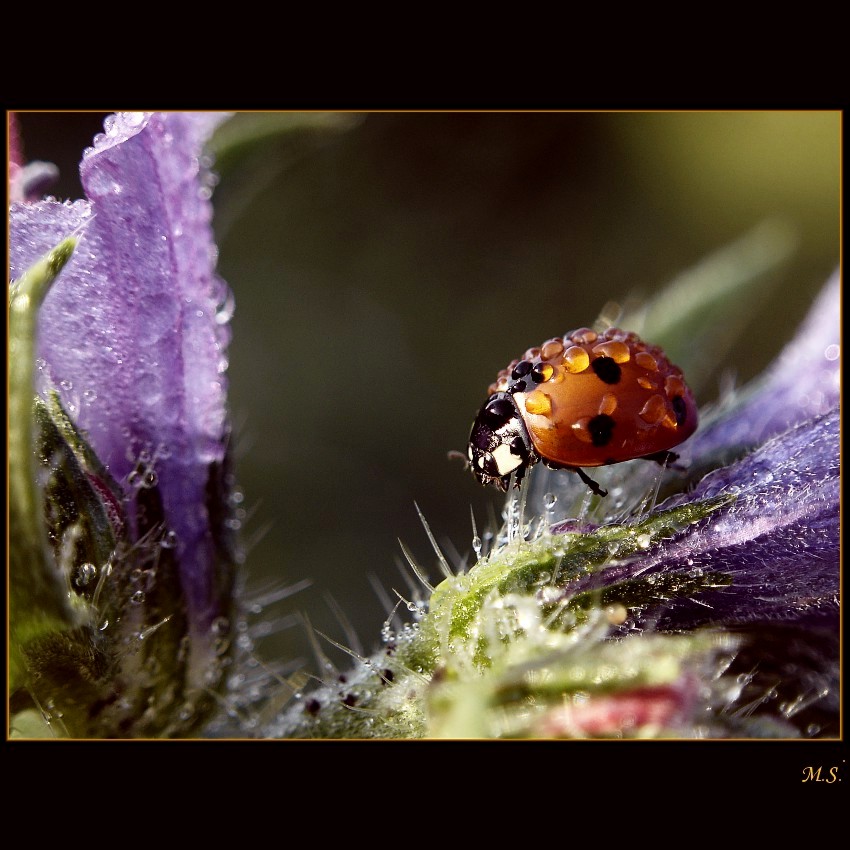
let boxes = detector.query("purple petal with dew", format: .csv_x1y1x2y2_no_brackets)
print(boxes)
564,405,839,629
9,112,233,678
688,270,839,463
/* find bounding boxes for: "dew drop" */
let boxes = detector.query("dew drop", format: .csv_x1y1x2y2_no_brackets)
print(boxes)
540,339,564,360
161,530,179,549
605,604,628,625
635,351,658,371
73,562,97,588
83,389,97,403
563,346,591,374
636,533,651,549
130,590,145,605
543,492,557,510
228,672,246,690
216,290,236,325
212,616,230,636
472,536,482,558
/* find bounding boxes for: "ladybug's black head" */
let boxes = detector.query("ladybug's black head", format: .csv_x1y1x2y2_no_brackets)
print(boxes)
468,393,535,491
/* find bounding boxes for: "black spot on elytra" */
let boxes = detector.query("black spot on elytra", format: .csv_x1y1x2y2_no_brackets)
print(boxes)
511,361,533,379
588,414,616,447
591,356,621,384
672,395,687,426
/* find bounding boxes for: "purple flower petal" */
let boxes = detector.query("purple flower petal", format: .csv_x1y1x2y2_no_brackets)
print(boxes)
649,406,839,628
10,112,233,689
570,406,838,629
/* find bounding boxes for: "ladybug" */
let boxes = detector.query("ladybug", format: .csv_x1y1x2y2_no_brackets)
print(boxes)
467,327,698,495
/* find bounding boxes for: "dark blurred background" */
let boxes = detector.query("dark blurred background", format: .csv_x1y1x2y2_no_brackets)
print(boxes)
15,111,840,675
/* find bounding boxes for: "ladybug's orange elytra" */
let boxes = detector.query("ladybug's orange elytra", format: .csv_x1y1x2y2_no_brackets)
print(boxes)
467,326,698,494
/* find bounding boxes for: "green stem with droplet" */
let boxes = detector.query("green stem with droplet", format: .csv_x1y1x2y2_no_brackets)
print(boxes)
418,494,734,668
9,237,78,691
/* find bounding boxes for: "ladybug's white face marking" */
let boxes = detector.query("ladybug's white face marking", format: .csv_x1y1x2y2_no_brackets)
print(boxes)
467,392,535,490
491,443,524,476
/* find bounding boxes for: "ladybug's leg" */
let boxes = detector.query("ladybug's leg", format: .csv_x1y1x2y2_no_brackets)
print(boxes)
575,467,608,498
643,450,686,471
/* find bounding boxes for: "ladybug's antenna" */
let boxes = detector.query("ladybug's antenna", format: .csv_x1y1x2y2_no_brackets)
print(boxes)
447,449,469,468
